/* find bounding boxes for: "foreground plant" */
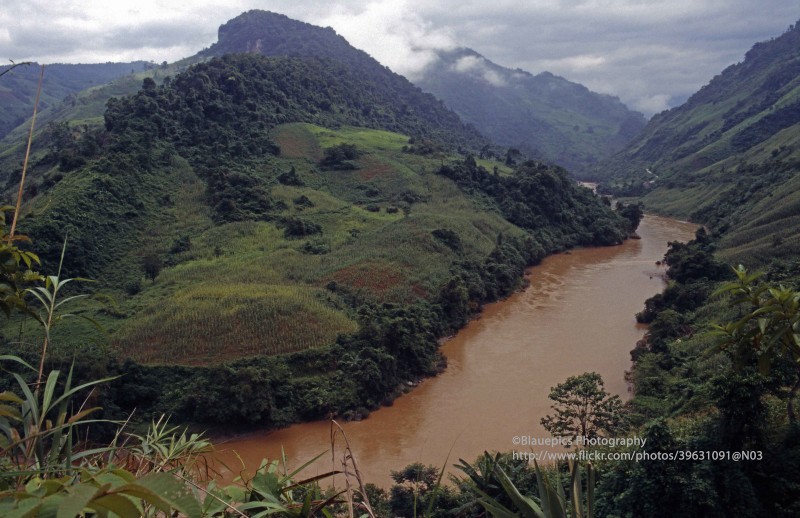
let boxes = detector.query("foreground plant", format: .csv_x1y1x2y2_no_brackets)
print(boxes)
459,455,595,518
0,355,112,489
0,467,202,517
710,265,800,421
0,356,352,517
0,206,41,319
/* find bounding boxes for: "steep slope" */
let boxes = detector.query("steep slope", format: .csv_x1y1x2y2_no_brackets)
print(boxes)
0,61,150,139
414,48,646,175
597,20,800,266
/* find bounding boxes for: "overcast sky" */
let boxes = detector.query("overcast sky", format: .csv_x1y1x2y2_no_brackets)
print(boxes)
2,1,799,115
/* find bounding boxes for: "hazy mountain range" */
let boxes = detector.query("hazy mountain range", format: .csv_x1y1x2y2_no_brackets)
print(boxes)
0,61,150,139
414,47,646,174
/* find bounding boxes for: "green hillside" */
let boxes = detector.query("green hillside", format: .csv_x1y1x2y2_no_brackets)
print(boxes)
596,20,800,266
3,52,627,428
416,48,646,175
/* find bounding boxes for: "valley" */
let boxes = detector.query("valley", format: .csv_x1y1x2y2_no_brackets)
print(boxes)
0,7,799,517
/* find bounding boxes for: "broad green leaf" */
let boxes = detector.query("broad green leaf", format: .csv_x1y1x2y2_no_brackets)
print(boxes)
120,472,202,518
495,465,544,518
89,493,142,518
0,495,42,518
53,483,99,518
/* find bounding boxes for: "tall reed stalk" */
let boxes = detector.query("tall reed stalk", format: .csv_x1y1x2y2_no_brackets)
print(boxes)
8,64,44,243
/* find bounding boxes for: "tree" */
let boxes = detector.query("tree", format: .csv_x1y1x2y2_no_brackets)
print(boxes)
141,253,162,282
505,147,522,166
710,265,800,422
616,201,644,233
389,463,456,518
320,143,360,170
540,372,624,439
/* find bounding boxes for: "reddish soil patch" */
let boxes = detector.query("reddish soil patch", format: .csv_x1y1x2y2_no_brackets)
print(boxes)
329,260,408,296
357,157,395,181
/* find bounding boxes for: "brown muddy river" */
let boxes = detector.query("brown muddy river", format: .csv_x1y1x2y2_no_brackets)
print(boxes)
213,215,697,487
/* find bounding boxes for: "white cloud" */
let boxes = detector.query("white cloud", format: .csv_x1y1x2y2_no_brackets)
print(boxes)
1,0,248,63
538,54,606,72
452,55,480,73
452,55,507,86
482,69,507,87
316,0,456,79
634,94,672,115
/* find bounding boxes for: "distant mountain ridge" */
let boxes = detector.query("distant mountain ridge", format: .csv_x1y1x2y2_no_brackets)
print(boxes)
0,10,647,174
413,47,647,175
0,61,150,139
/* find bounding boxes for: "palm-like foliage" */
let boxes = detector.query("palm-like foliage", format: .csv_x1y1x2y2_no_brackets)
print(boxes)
458,456,595,518
24,237,101,388
123,416,213,479
710,265,800,372
207,453,345,518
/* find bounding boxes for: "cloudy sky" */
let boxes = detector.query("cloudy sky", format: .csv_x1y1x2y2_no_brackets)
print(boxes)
2,1,799,115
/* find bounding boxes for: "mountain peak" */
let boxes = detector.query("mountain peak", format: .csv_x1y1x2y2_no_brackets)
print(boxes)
198,10,487,152
201,9,350,61
216,10,340,42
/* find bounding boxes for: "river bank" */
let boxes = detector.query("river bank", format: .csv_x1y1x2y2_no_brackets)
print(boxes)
212,214,697,487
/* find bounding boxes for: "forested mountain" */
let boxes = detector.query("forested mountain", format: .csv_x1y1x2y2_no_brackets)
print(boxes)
198,10,487,152
414,47,646,175
597,20,800,265
0,61,150,139
0,10,487,184
2,46,628,428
